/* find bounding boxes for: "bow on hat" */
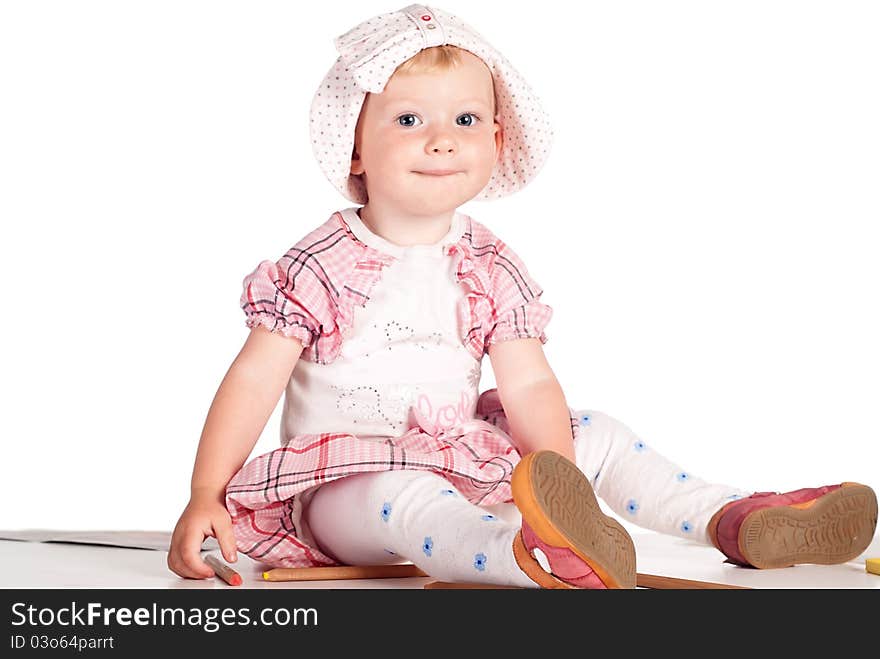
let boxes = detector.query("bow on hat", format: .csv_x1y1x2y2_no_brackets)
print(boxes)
334,4,456,93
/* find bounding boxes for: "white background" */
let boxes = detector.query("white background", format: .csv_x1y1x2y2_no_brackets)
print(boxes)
1,1,877,536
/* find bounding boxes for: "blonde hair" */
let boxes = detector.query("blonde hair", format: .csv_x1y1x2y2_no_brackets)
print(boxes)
393,46,497,112
394,44,467,75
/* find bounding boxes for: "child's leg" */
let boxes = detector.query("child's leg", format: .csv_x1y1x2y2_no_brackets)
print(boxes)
569,408,877,567
571,409,750,544
303,470,539,587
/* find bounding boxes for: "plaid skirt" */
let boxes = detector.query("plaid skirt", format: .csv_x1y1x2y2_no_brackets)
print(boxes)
226,388,580,568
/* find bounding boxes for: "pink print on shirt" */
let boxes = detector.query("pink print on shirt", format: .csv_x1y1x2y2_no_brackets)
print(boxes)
411,390,477,435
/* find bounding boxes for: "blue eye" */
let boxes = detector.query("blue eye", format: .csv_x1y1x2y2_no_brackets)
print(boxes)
397,114,420,127
396,113,480,127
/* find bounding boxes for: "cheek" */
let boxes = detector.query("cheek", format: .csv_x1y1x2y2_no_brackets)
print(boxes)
366,133,414,171
468,135,498,171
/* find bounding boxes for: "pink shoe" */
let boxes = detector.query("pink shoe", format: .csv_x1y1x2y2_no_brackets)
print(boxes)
707,483,877,569
511,450,637,589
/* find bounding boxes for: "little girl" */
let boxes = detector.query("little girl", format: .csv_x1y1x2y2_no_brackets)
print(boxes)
168,4,877,588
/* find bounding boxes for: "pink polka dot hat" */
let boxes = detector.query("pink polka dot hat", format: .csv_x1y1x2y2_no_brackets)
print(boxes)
309,4,554,204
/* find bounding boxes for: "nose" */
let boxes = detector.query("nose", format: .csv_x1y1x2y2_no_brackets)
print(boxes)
426,130,455,155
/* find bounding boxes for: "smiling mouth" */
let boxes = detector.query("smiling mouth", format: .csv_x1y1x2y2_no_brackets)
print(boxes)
414,171,462,177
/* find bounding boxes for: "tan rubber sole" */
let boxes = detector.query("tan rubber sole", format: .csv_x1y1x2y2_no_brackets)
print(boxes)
739,483,878,569
511,450,637,589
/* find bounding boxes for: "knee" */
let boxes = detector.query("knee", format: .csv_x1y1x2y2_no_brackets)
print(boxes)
573,409,616,432
572,409,640,465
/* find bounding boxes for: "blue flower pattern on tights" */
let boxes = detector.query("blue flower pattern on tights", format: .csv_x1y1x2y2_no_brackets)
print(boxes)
474,553,487,571
481,514,497,521
676,472,689,482
441,489,457,496
579,414,592,426
634,440,647,452
626,499,639,515
380,502,391,522
422,537,433,557
681,521,692,533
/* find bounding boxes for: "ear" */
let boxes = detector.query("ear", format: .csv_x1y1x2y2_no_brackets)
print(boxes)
351,96,370,176
351,145,364,176
493,117,504,164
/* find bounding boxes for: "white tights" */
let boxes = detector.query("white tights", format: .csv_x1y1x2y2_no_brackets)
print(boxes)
303,409,750,586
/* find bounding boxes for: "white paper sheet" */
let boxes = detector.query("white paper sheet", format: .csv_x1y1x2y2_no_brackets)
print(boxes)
0,529,219,551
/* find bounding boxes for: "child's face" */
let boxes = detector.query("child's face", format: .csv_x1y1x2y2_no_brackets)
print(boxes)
351,49,502,216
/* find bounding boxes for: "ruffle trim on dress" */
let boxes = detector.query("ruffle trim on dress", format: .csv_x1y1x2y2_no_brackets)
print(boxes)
241,260,319,349
328,213,397,363
241,212,550,365
484,314,549,347
446,237,494,362
240,213,396,364
446,216,551,361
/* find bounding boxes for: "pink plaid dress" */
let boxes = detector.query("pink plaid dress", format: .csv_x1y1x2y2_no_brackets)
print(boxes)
226,209,568,568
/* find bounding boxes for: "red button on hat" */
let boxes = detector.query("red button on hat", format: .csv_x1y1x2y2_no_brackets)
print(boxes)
421,15,431,21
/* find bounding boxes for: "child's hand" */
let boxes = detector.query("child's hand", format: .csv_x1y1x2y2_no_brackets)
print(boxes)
167,494,238,579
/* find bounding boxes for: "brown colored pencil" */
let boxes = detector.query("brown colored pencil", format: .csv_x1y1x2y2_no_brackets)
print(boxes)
262,564,428,582
423,573,751,590
636,572,750,590
204,554,243,586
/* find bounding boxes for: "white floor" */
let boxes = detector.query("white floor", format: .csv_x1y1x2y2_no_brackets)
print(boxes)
2,532,878,589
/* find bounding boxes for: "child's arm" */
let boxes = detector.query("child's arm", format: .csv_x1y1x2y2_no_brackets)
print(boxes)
167,325,304,579
488,338,576,463
189,325,305,499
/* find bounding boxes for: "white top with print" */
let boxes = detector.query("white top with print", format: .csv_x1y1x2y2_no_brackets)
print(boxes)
279,207,481,442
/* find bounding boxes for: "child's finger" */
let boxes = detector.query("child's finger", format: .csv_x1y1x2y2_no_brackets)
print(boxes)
214,517,238,563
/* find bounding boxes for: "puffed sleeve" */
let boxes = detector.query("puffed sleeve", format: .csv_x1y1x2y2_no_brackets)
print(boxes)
484,241,553,347
240,248,335,350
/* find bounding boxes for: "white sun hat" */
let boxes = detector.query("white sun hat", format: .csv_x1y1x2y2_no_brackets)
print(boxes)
309,4,554,205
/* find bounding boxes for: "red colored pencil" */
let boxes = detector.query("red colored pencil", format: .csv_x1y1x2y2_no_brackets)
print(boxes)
204,554,243,586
